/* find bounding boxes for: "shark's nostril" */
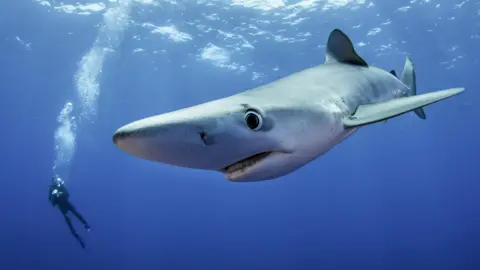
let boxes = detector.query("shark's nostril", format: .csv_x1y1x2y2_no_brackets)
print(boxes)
199,131,215,146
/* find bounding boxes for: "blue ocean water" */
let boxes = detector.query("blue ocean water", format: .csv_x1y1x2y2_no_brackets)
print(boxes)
1,0,479,269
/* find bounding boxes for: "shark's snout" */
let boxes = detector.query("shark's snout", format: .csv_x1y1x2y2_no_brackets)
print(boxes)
112,128,134,145
113,114,225,168
113,120,211,149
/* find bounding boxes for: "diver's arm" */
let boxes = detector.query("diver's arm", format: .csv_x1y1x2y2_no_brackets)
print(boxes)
48,190,56,206
48,186,54,201
59,185,70,197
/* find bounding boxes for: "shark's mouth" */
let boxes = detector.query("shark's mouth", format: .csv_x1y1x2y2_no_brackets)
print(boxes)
222,152,273,174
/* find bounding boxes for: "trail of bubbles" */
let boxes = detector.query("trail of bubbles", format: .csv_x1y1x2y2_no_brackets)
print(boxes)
52,0,134,182
75,0,133,121
52,101,77,180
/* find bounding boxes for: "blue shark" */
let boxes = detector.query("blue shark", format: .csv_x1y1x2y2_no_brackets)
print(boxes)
113,29,464,182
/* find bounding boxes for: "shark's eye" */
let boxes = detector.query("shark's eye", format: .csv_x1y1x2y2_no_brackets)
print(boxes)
244,111,263,131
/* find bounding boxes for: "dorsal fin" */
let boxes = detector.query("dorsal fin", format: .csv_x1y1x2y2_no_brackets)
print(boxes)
325,29,368,67
390,70,397,77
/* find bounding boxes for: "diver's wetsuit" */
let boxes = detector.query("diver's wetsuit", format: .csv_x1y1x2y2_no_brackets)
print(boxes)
49,178,90,249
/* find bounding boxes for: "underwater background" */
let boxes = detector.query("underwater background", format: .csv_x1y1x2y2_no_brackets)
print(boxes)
1,0,479,269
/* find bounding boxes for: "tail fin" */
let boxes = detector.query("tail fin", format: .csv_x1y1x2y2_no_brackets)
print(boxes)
401,56,426,119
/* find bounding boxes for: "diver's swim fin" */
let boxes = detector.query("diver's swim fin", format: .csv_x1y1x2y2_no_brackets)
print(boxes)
342,87,465,128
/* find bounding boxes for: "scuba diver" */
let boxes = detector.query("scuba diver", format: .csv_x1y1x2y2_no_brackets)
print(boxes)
48,176,91,249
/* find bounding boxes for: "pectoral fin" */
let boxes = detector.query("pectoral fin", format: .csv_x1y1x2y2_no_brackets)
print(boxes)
343,87,465,128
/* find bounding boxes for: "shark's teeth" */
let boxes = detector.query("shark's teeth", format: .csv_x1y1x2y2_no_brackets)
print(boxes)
224,152,272,174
